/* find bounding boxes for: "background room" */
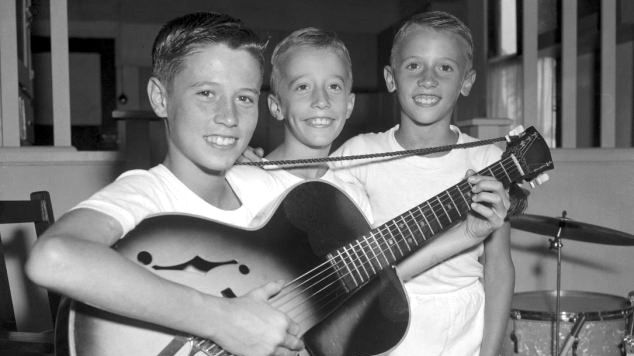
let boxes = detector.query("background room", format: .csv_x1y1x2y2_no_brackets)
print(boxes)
1,0,633,340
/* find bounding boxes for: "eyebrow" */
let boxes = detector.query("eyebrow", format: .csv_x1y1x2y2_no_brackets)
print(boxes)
190,81,261,95
287,74,347,87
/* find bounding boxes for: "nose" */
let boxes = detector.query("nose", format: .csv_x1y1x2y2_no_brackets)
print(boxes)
311,87,331,110
417,69,438,88
214,97,238,127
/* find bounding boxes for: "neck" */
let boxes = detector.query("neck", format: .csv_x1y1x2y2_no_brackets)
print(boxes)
395,121,458,152
163,157,240,210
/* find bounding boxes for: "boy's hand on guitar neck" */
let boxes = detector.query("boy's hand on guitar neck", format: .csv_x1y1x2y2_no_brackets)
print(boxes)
212,280,304,356
464,169,510,240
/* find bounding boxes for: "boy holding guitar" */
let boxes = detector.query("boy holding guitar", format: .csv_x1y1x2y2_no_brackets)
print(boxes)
26,12,303,356
330,11,515,356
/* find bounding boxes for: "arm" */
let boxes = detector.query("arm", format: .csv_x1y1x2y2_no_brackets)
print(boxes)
26,208,303,356
397,172,510,280
479,222,514,356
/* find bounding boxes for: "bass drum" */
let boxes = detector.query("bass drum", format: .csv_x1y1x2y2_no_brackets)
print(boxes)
501,290,633,356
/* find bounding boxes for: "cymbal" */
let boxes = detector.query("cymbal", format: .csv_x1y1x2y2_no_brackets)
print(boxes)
510,214,634,245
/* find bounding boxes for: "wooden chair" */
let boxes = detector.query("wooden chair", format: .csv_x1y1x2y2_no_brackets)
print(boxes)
0,191,59,355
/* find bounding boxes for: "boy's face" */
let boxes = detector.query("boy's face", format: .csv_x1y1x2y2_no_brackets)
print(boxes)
384,26,475,127
269,47,355,150
149,43,261,173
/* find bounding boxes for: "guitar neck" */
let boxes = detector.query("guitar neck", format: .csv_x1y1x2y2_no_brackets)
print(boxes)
330,154,521,291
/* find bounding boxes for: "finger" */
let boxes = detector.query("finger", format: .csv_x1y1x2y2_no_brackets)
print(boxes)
287,321,301,336
254,147,265,158
464,169,476,178
467,174,501,187
274,346,303,356
473,191,509,215
283,333,304,351
242,150,263,163
251,280,285,299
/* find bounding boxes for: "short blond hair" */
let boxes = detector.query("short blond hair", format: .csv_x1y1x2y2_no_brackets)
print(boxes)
269,27,353,96
390,11,474,69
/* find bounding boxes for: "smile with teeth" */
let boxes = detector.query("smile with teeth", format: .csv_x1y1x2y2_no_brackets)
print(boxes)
204,135,237,147
306,117,334,127
413,94,440,105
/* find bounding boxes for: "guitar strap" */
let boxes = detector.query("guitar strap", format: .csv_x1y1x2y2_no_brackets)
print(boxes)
236,136,506,167
156,336,189,356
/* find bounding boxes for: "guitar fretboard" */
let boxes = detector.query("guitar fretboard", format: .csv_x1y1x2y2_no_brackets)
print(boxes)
330,154,522,292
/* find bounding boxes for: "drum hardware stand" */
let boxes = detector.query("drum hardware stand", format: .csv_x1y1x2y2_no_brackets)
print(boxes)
549,210,568,356
624,292,634,356
559,314,586,356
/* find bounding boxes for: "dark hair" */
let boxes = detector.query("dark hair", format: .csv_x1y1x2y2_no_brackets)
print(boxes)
269,27,353,95
391,11,473,68
151,12,266,87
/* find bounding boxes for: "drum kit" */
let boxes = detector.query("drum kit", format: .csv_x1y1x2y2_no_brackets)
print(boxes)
503,211,634,356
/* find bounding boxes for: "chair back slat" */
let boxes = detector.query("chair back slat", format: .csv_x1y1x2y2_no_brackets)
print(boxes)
0,201,47,224
0,191,58,332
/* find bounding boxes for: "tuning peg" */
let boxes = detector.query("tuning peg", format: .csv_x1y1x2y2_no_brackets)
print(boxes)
506,125,526,142
529,173,550,188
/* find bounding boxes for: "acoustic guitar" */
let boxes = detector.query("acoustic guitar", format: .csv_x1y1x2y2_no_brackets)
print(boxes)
62,126,554,356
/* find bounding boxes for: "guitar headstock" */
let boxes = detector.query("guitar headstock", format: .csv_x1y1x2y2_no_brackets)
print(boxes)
504,126,554,188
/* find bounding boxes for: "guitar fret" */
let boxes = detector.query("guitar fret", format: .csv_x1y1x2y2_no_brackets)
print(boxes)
354,240,371,280
406,211,421,245
343,247,361,286
427,201,442,228
364,235,381,273
394,217,412,252
487,166,495,177
387,222,405,258
337,249,359,288
409,210,428,242
420,208,435,235
375,231,395,264
436,196,451,224
446,190,461,217
458,182,470,207
500,162,511,182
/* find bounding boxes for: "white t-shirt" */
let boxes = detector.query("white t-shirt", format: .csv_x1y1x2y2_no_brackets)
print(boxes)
331,125,503,294
227,161,373,224
75,164,280,236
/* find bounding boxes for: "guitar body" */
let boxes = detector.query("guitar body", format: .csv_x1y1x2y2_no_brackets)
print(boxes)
64,181,409,356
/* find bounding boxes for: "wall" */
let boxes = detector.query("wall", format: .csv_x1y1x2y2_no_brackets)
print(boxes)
511,149,634,300
0,149,123,330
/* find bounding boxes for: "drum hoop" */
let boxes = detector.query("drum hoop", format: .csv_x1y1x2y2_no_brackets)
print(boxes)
511,305,633,322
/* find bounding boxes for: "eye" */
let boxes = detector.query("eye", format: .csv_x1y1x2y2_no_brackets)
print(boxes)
198,90,214,98
439,64,454,72
405,62,420,71
329,83,343,92
295,83,309,91
237,95,255,104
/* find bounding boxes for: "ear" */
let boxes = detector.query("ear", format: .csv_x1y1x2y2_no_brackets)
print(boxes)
460,69,476,96
345,92,356,120
147,77,168,118
267,94,284,121
383,65,397,93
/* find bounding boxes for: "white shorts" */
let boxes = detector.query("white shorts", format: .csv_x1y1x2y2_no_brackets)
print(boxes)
388,282,485,356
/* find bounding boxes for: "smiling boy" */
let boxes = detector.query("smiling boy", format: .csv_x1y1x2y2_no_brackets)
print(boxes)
331,11,513,356
26,12,303,356
228,27,372,219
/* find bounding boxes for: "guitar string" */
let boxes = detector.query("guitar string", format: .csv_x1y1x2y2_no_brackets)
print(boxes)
194,158,521,354
189,156,523,354
275,160,521,326
268,158,518,316
268,157,519,325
